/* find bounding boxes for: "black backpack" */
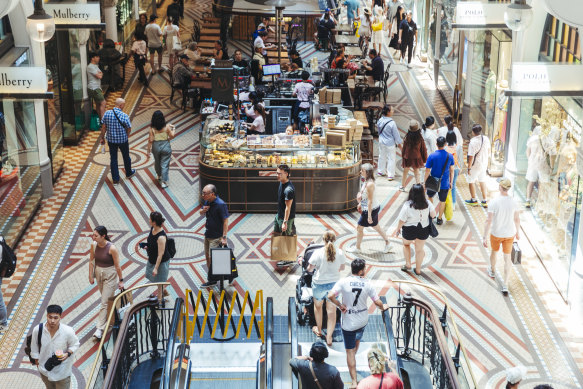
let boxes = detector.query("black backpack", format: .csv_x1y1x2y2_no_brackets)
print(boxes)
0,238,17,278
24,323,43,363
166,238,176,259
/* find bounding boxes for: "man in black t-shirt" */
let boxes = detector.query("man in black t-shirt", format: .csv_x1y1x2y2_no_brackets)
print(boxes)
289,343,343,389
275,164,296,236
398,10,418,67
167,0,181,25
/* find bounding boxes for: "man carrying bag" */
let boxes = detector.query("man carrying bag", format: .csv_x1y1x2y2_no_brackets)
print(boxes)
424,136,454,225
273,164,298,266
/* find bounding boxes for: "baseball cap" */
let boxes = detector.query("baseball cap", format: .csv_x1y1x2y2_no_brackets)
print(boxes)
506,366,527,384
499,178,512,190
325,7,330,12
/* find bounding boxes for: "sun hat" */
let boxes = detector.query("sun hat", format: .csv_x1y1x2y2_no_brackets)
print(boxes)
364,7,372,15
409,120,419,132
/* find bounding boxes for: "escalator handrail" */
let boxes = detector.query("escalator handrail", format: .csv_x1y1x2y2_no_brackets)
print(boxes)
393,280,478,388
380,296,404,383
171,341,187,389
265,297,274,389
163,298,185,389
288,297,299,389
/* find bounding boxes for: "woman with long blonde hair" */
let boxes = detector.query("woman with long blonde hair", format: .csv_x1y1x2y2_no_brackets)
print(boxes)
306,230,346,346
357,347,404,388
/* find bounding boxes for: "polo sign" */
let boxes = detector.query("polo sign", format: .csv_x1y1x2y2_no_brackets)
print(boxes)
454,2,506,27
44,3,101,25
0,67,47,93
511,63,583,93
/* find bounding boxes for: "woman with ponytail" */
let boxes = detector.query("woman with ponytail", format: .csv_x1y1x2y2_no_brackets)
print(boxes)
89,225,124,340
421,115,437,155
306,230,346,345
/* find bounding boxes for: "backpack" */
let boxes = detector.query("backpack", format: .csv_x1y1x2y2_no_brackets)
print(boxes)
166,238,176,259
24,323,43,364
0,237,17,278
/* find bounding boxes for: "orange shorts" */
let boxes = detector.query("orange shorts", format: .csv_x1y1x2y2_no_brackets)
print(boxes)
490,235,514,254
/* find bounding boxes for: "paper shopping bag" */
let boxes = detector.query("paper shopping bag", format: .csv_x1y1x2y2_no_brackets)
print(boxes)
270,234,298,262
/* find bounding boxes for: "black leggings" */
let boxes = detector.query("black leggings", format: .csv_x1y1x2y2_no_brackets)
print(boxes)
401,39,414,63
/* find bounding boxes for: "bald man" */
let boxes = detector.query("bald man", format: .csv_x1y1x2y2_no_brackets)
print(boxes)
100,98,136,184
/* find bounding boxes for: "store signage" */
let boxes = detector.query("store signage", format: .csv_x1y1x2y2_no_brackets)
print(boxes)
44,3,101,25
0,67,47,93
511,63,583,93
454,2,506,27
211,68,234,103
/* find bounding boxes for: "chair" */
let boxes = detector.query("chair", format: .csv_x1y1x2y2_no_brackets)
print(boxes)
382,63,391,102
356,86,383,110
365,106,383,136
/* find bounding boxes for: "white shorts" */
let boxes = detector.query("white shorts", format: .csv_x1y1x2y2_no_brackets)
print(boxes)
467,165,488,184
525,165,550,183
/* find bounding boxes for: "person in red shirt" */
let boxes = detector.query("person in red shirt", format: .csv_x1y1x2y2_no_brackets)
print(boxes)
357,348,404,389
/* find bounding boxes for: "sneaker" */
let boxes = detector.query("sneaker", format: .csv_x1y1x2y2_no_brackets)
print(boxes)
465,199,478,206
377,171,385,176
112,180,120,185
387,176,394,181
407,62,412,68
487,266,495,278
480,200,488,208
93,329,103,340
201,280,217,288
0,324,7,333
383,242,394,253
398,186,406,192
277,260,295,267
436,218,443,225
161,181,168,189
126,169,137,179
501,285,509,295
525,199,531,208
346,245,362,254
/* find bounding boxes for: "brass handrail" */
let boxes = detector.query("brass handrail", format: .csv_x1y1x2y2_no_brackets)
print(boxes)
84,282,170,389
393,280,479,389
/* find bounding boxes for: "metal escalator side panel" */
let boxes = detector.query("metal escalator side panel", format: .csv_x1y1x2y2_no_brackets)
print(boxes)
265,297,274,389
162,298,185,389
288,297,299,389
380,296,405,384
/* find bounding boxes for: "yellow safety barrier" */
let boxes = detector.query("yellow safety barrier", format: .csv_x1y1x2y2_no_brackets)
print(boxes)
183,289,264,343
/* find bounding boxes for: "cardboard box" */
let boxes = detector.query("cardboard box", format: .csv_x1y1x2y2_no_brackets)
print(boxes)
331,127,350,142
326,89,335,103
325,132,346,147
318,87,328,103
332,89,342,104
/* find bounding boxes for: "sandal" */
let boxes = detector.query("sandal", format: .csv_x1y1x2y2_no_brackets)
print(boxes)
312,326,322,337
401,265,411,272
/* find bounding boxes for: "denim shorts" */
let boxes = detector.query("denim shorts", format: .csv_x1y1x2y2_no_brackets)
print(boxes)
312,282,336,301
342,326,365,349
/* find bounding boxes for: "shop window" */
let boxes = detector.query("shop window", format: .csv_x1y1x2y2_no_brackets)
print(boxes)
540,16,581,64
514,96,583,298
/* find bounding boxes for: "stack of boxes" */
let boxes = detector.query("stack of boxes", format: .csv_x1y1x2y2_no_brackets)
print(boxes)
323,116,364,145
318,87,342,104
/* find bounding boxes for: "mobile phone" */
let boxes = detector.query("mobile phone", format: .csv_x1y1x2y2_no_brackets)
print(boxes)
139,242,147,249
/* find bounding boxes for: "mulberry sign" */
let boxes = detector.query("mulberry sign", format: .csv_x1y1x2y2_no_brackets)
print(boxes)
44,3,101,25
0,67,47,93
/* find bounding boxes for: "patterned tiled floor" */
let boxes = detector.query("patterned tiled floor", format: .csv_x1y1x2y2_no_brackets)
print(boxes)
0,1,582,389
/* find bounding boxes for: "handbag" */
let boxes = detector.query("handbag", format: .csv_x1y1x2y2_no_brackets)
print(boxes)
511,242,521,264
172,36,182,52
90,110,101,131
372,20,383,31
428,216,439,238
309,361,324,389
444,190,453,221
107,287,133,324
425,153,451,193
270,234,298,262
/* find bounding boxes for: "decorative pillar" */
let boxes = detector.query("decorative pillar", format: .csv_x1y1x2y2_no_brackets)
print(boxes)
104,0,118,42
460,32,474,140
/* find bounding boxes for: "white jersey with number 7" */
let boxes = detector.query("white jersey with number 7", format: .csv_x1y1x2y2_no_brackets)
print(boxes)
330,275,380,331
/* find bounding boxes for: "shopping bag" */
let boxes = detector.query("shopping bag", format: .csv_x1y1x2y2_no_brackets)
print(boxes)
107,288,133,324
354,21,361,37
90,110,101,131
270,234,298,262
444,191,453,221
511,242,521,264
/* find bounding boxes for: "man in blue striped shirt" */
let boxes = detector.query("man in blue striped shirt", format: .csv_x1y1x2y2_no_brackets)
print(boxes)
99,98,136,184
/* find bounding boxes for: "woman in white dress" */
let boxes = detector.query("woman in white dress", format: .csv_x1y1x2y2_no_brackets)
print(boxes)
163,19,180,70
371,6,385,56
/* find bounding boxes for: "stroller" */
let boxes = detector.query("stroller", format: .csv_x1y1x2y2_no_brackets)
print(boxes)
295,243,340,328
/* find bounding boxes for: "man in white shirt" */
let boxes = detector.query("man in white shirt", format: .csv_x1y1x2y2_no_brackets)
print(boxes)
145,15,163,73
328,259,389,389
482,178,520,295
86,52,105,120
31,305,80,389
465,124,491,208
254,30,273,56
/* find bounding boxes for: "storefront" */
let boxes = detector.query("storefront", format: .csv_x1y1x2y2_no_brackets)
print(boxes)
507,15,583,300
0,15,54,246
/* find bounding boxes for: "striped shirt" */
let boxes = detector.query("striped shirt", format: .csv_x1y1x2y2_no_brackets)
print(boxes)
102,107,131,143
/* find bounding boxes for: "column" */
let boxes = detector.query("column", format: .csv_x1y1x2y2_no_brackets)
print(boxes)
460,33,474,140
104,0,118,42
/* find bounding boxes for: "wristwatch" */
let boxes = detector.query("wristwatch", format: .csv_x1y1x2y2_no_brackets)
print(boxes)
222,235,227,239
119,278,124,282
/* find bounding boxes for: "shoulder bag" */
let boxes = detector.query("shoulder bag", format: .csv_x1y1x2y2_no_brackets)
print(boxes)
309,361,324,389
428,215,439,238
378,372,384,389
112,108,129,131
372,18,383,31
425,153,451,193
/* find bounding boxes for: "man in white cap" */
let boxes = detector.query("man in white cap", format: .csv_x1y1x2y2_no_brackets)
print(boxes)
482,178,520,295
506,366,527,388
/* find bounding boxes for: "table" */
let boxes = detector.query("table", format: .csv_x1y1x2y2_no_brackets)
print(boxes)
335,35,359,45
353,111,369,128
198,41,214,48
334,24,354,34
200,48,215,56
344,46,362,57
191,78,212,89
201,28,220,36
266,51,288,59
200,35,219,42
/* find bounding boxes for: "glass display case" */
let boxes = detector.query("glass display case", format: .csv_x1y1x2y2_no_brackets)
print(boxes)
200,117,360,169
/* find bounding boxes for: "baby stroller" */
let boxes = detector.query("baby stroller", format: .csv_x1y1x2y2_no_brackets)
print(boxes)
295,243,323,326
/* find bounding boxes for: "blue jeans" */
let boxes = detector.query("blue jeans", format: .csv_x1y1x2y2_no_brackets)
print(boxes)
108,141,133,182
0,278,7,326
152,141,172,182
452,168,460,205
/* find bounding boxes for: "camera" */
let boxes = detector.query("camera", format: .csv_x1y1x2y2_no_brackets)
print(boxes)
44,354,63,371
139,242,147,249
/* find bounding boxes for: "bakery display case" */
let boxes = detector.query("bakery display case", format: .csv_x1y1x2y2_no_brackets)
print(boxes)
199,117,362,212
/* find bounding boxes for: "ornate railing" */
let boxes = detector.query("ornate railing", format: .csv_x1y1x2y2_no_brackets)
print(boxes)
85,283,171,389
